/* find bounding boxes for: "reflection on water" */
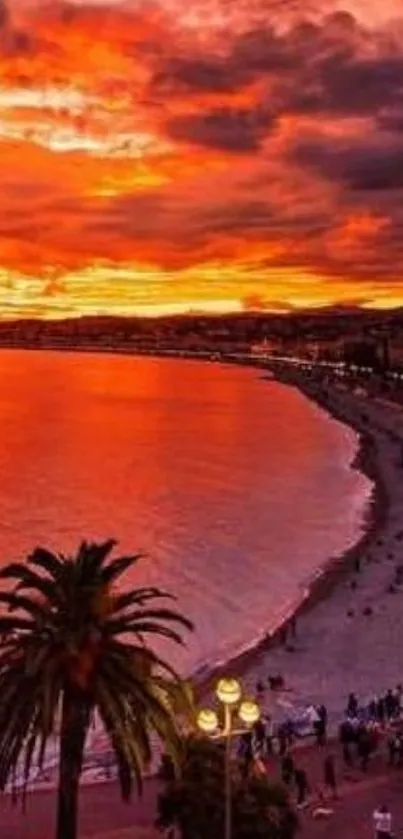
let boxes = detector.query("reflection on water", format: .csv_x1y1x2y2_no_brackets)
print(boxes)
0,350,370,674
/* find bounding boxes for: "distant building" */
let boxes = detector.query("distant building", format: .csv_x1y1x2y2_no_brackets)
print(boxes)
250,338,278,356
381,336,390,370
343,339,381,369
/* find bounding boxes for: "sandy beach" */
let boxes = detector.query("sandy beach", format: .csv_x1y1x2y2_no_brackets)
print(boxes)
219,366,403,726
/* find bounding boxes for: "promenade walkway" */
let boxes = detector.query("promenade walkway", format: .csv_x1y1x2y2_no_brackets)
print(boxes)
3,738,403,839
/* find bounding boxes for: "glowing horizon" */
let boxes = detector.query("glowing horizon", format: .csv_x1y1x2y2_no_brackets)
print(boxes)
1,0,403,319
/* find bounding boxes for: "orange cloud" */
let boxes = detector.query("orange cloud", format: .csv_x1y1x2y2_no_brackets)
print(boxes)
0,0,402,317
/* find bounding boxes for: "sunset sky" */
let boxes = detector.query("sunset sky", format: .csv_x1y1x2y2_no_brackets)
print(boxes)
1,0,403,318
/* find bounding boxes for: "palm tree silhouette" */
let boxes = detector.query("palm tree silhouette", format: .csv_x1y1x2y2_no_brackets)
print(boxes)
0,539,193,839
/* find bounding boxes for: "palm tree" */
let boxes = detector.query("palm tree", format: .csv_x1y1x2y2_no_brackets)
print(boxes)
0,539,193,839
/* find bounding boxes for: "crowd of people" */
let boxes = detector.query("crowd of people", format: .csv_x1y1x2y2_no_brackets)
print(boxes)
235,681,403,824
339,687,403,771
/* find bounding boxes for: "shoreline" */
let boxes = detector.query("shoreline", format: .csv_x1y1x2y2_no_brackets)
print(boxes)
0,344,391,694
194,367,388,699
219,370,403,725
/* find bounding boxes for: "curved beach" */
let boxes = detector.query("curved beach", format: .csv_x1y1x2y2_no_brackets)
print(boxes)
219,365,403,725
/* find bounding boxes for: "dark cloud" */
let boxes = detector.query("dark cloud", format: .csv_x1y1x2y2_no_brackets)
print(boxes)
166,106,275,152
270,14,403,118
378,108,403,134
348,151,403,191
0,0,9,29
290,55,403,116
0,0,34,55
231,26,296,74
152,56,247,94
150,26,292,96
149,11,403,124
202,199,275,232
198,196,329,239
291,136,403,191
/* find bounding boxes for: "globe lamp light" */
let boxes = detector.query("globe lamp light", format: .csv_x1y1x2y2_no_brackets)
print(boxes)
216,678,242,706
239,700,260,726
197,708,219,734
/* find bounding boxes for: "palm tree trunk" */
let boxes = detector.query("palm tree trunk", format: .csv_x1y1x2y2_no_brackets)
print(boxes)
56,686,89,839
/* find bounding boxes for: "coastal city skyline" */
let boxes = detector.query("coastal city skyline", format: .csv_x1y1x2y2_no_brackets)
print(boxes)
2,0,403,318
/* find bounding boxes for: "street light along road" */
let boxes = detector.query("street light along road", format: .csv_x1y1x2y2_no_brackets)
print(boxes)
197,677,260,839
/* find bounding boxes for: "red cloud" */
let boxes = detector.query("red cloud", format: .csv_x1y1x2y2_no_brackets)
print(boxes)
0,0,402,316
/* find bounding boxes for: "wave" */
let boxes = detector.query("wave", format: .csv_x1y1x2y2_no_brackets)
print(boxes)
190,467,375,689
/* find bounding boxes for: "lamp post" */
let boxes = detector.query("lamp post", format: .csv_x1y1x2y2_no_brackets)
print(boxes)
197,677,260,839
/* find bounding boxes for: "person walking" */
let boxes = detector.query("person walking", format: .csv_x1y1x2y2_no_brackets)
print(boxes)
264,714,274,756
323,754,337,799
372,804,392,838
386,731,397,767
393,685,402,716
357,725,371,771
385,689,395,720
278,724,287,757
253,718,266,755
347,692,358,717
281,752,294,787
377,696,386,725
294,767,309,808
395,731,403,767
315,704,328,746
339,719,354,768
238,731,253,778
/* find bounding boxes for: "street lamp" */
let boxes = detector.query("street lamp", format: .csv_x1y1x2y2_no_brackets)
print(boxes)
196,678,260,839
197,707,219,734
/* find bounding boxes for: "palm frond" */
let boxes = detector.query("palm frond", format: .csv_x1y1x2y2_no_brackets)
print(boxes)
124,621,187,647
0,564,63,609
0,616,35,633
127,644,183,682
117,606,193,629
96,683,149,797
0,666,58,799
112,588,174,613
80,539,117,573
106,607,193,644
101,554,143,585
0,592,50,622
27,548,65,581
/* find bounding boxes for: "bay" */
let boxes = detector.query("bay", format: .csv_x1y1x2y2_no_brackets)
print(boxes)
0,350,370,675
